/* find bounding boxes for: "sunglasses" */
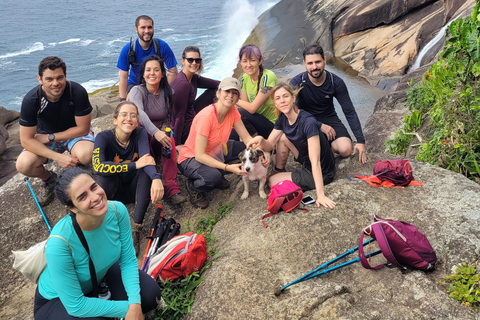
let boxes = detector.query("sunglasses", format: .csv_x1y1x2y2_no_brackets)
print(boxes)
185,58,202,64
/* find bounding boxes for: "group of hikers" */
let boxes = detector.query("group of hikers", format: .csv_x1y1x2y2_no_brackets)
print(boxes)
17,14,367,320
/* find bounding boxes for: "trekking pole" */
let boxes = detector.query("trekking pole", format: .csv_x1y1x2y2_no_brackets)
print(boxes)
274,239,377,296
141,204,164,267
24,177,52,232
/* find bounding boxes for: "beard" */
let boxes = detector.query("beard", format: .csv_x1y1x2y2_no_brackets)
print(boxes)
138,31,154,43
308,68,324,79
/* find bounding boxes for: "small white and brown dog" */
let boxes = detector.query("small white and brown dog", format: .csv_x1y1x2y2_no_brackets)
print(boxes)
238,148,270,200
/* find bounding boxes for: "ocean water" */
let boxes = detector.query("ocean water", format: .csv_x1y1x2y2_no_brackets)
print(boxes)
0,0,279,112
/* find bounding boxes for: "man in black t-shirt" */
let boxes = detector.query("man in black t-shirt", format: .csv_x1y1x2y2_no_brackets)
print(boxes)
290,44,367,164
16,56,94,205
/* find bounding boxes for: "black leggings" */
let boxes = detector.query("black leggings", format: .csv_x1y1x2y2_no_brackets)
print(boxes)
96,169,151,224
229,108,274,140
34,262,162,319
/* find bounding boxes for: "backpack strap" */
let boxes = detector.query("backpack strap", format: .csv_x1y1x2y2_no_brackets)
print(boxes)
70,213,99,297
371,222,402,267
48,235,71,253
358,227,384,270
153,38,161,58
263,196,286,228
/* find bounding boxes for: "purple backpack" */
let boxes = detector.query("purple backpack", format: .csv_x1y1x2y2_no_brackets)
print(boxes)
358,215,437,271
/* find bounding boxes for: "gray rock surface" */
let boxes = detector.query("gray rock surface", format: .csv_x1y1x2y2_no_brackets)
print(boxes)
0,105,19,126
187,155,480,320
251,0,475,88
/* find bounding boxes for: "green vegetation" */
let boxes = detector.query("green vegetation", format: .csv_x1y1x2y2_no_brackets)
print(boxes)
154,202,233,320
386,0,480,183
442,263,480,311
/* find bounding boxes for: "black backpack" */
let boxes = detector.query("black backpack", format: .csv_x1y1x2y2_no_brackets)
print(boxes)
128,37,162,66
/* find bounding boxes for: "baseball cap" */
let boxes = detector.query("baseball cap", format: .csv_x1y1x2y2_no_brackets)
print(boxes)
218,77,241,93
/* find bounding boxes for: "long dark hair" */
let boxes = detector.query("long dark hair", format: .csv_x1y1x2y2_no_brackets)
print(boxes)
55,168,94,208
139,55,173,123
239,44,264,95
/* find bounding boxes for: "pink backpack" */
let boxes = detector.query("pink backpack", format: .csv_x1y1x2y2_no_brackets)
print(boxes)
359,215,437,271
262,180,304,227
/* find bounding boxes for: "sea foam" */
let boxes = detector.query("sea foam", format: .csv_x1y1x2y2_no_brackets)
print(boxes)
0,42,45,59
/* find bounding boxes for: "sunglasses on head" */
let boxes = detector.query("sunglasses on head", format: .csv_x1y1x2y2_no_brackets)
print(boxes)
185,58,202,64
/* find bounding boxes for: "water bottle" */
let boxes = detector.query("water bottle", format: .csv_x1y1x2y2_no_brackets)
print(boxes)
97,281,111,300
162,127,172,159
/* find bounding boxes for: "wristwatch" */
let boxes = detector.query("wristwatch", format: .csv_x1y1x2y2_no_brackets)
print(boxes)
48,133,55,142
119,97,126,102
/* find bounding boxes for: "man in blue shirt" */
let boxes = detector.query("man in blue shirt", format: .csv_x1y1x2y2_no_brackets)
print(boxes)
117,15,178,101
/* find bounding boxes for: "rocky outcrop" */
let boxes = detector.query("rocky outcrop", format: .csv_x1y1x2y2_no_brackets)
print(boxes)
363,64,432,154
251,0,475,88
186,155,479,320
0,105,19,126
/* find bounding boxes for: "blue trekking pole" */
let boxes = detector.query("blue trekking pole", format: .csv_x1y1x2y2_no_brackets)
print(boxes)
24,177,52,232
274,239,380,296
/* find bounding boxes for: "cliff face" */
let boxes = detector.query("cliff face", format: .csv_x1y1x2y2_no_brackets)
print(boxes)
252,0,475,88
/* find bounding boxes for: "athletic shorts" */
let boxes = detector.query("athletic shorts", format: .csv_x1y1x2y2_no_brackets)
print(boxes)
43,130,94,163
291,165,335,191
322,116,351,142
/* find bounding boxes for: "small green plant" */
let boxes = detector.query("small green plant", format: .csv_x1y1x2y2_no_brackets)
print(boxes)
385,0,480,182
442,262,480,311
154,202,233,320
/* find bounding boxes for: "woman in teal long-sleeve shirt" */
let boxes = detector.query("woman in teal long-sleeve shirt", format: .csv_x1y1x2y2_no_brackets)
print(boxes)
33,168,161,319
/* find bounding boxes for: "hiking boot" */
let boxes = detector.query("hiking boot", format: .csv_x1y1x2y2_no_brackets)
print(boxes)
131,220,143,257
218,176,230,190
185,181,209,209
169,192,187,205
38,171,57,206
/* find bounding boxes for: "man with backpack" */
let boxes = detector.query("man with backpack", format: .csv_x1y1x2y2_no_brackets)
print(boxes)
16,56,94,206
290,44,367,164
117,15,178,101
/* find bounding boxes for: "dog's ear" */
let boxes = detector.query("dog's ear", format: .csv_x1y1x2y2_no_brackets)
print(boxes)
238,149,246,159
256,149,264,157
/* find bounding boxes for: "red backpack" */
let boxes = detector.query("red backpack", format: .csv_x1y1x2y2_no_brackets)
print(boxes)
263,180,304,228
359,215,437,271
355,159,422,188
147,232,207,282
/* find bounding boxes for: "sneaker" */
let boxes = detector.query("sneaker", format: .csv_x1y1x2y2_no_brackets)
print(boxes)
218,176,230,190
169,192,187,205
185,181,209,209
38,171,57,206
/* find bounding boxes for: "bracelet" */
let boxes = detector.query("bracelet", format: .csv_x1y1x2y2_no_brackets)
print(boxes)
224,164,228,171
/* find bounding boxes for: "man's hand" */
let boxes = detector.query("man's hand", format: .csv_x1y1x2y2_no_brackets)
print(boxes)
321,124,336,141
56,154,79,169
352,143,367,164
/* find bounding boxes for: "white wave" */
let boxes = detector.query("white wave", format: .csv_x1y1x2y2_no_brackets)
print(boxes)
81,78,118,93
160,28,174,33
58,38,81,45
0,42,45,59
106,39,127,46
80,39,95,46
204,0,278,80
48,42,57,47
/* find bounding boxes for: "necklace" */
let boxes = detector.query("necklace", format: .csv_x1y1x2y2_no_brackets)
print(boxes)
114,130,130,149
